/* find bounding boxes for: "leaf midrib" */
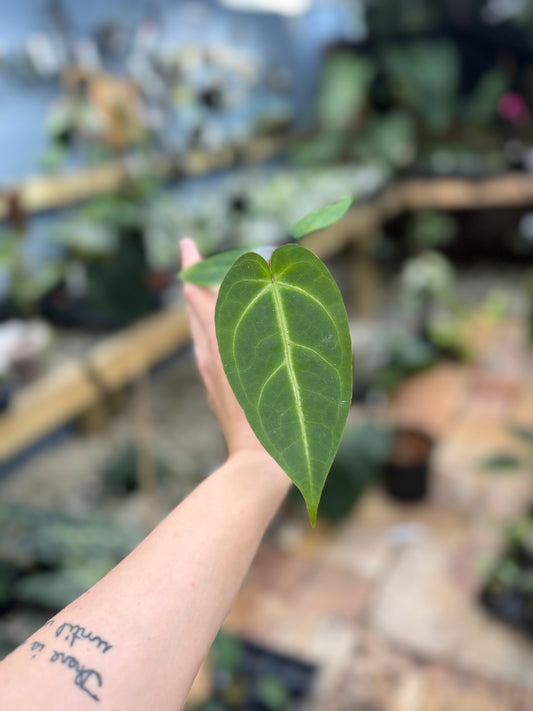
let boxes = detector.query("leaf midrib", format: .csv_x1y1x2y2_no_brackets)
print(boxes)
270,276,312,484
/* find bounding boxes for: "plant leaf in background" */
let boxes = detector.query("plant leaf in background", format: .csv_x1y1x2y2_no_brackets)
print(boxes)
316,53,375,132
215,244,352,525
481,453,522,473
510,424,533,447
290,197,352,240
180,249,250,286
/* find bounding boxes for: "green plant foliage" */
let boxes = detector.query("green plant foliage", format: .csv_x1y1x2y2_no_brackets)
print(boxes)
375,333,438,393
481,453,522,473
193,702,227,711
509,424,533,447
13,561,115,610
289,197,352,240
0,503,140,609
101,441,171,494
408,210,457,251
316,53,375,131
215,244,352,525
356,111,416,168
255,674,292,711
382,41,459,134
320,422,392,522
0,231,20,266
210,632,244,674
466,68,510,126
179,249,250,286
54,220,118,257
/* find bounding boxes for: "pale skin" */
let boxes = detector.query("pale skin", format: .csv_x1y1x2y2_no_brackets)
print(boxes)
0,238,291,710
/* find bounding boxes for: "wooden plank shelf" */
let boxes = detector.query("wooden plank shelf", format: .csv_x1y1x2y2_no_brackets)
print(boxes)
0,135,288,219
0,306,191,464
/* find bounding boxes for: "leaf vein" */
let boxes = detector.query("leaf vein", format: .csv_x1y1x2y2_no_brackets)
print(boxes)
290,341,342,376
271,280,313,482
278,282,345,339
256,362,285,411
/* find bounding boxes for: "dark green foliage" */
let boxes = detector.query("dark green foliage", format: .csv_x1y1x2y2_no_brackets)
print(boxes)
192,632,312,711
509,425,533,447
374,334,438,393
481,453,522,473
101,442,171,494
254,675,291,711
408,211,457,252
0,503,140,616
481,514,533,635
320,422,392,522
381,41,460,134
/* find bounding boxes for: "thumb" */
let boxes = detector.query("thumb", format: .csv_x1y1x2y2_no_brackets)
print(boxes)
180,237,202,269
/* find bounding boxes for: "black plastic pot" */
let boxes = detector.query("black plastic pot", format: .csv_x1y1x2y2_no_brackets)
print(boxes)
480,584,533,637
382,427,434,502
210,637,316,711
39,283,123,330
480,519,533,637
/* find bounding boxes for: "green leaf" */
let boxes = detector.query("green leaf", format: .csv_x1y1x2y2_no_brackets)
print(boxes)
179,249,249,286
215,244,352,525
316,53,375,131
255,674,291,711
510,424,533,448
290,197,352,240
481,453,522,473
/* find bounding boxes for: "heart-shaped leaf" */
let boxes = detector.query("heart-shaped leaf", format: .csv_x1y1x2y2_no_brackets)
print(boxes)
215,244,352,525
180,249,249,286
290,197,352,240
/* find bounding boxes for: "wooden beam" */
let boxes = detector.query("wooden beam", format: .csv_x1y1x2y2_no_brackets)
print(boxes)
400,173,533,211
0,135,288,219
0,306,190,463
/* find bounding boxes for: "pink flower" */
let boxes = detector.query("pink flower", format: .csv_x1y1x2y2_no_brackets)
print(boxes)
498,91,531,124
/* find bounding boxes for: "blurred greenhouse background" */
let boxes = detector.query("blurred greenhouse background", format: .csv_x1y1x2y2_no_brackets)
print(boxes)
2,1,533,709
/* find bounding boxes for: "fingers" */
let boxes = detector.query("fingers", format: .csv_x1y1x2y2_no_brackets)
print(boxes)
180,237,202,269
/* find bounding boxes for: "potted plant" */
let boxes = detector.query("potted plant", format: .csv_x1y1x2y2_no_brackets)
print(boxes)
382,426,434,502
190,632,315,711
0,502,142,655
49,178,165,329
0,229,65,323
480,513,533,636
319,420,392,522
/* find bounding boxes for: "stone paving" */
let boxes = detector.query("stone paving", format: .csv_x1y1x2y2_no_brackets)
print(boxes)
195,317,533,709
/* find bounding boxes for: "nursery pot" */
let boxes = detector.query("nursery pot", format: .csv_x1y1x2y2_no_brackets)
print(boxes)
383,427,434,502
210,637,316,711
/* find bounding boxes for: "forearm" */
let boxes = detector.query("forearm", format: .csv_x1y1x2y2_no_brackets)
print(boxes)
0,451,290,711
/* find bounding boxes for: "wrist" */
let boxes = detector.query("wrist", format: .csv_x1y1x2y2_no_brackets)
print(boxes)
226,449,291,494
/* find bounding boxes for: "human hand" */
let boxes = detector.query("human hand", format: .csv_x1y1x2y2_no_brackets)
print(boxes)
180,238,266,457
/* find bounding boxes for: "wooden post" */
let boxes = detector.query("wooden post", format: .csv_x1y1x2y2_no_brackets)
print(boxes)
133,371,159,530
349,233,380,318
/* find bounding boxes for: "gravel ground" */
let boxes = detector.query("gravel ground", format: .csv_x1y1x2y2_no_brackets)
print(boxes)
0,346,226,526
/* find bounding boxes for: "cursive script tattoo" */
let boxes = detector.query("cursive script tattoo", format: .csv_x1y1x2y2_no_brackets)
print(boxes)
30,641,46,659
55,622,112,654
50,650,102,702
